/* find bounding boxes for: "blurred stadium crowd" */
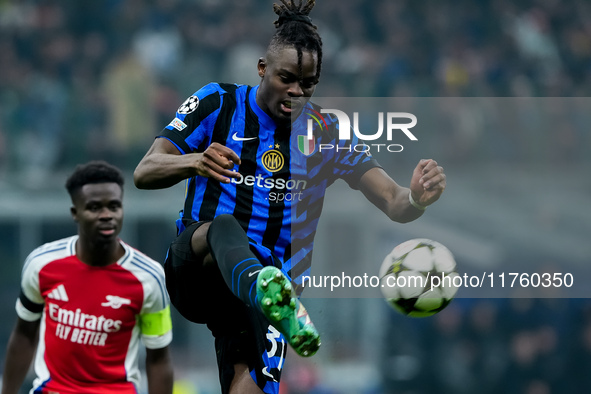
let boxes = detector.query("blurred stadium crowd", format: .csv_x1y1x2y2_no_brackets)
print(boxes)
1,1,591,393
1,0,591,184
378,298,591,394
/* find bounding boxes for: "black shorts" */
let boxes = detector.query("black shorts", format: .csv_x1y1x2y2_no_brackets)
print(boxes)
164,221,286,394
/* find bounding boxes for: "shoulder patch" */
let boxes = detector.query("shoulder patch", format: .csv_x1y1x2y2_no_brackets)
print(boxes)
178,95,200,114
168,118,187,131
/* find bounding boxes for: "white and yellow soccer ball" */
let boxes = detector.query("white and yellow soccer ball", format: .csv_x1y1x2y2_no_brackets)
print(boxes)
379,238,459,317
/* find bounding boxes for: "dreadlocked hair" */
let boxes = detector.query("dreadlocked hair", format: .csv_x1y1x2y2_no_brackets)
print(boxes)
269,0,323,79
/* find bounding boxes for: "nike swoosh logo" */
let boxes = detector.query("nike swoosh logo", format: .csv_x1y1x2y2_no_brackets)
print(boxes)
248,269,262,277
232,132,258,142
262,366,278,382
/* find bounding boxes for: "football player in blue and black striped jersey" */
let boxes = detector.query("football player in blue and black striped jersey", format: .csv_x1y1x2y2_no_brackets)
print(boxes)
135,1,446,393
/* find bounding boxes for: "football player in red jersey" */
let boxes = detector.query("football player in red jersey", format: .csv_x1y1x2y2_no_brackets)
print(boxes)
2,161,174,394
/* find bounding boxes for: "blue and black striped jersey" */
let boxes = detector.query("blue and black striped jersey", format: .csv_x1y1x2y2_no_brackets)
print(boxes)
159,82,380,289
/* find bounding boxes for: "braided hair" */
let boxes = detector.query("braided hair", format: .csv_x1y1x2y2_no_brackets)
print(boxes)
268,0,323,80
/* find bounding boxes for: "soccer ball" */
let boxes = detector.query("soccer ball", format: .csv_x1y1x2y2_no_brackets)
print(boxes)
379,238,459,317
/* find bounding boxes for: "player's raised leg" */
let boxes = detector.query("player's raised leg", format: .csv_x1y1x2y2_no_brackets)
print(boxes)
205,214,320,357
206,214,265,305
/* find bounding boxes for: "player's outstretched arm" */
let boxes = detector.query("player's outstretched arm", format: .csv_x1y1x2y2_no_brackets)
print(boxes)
359,159,446,223
134,138,241,189
145,347,174,394
1,318,40,394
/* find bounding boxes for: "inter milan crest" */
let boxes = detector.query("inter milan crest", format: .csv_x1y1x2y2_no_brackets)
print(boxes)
178,95,200,114
262,149,284,173
297,135,316,156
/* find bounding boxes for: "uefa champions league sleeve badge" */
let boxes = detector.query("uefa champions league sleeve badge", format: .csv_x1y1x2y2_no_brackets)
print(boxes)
178,96,200,114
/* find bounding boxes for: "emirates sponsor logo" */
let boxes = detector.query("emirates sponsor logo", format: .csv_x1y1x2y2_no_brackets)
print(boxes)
48,303,123,347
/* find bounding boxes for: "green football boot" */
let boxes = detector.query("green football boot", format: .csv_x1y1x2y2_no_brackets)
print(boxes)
256,266,321,357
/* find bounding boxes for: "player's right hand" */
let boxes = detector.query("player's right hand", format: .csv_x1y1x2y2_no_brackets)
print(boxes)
196,142,241,183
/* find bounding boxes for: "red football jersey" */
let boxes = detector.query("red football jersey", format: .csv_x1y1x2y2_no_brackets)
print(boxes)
16,236,172,394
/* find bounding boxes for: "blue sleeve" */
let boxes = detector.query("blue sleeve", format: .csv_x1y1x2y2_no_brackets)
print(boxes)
331,119,382,189
158,83,226,154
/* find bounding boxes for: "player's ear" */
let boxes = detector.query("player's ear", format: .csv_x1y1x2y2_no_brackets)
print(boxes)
70,206,79,222
257,57,267,78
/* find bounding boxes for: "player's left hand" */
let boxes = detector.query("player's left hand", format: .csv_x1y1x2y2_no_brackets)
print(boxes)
409,159,446,207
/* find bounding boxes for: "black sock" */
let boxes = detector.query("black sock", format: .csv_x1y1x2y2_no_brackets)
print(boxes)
206,214,262,307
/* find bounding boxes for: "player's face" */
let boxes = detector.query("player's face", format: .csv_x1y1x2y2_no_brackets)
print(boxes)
71,183,124,244
257,46,319,125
